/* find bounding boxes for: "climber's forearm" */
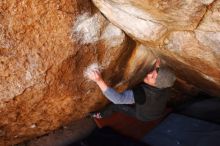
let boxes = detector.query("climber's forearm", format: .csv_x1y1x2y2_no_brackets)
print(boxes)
95,79,135,104
96,79,109,92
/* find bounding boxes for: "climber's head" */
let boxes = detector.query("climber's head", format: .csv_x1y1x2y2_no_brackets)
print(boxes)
143,67,159,87
143,59,176,88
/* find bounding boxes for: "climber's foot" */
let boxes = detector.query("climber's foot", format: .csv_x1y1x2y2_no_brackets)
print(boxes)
89,112,103,119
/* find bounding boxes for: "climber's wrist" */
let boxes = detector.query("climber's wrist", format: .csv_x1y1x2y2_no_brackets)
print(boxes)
95,78,103,83
96,79,108,92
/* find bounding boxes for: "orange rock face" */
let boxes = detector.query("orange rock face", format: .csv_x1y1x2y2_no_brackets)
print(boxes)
0,0,138,145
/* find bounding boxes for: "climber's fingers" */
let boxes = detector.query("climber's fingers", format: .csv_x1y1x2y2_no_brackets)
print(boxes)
87,70,102,82
87,70,96,80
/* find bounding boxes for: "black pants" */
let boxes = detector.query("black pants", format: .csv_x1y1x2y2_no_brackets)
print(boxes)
99,104,165,122
99,104,137,118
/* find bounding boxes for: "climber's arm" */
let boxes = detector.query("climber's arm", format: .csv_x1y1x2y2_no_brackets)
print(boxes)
87,71,135,104
95,78,108,92
102,87,134,104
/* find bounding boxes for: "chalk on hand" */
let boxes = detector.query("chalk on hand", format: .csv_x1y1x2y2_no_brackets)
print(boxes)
84,63,102,79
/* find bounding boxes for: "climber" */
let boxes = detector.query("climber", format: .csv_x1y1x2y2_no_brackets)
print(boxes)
87,59,176,121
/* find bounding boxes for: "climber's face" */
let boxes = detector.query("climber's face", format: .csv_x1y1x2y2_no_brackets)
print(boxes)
143,69,158,86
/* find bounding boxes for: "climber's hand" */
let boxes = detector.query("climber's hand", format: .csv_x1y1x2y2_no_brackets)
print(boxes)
87,70,103,82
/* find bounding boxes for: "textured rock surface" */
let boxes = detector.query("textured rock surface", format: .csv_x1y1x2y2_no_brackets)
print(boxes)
92,0,220,96
0,0,137,145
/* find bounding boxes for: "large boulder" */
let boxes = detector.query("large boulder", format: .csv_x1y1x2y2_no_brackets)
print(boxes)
0,0,143,145
92,0,220,96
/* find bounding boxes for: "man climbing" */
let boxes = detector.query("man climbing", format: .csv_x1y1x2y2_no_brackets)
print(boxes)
87,59,176,121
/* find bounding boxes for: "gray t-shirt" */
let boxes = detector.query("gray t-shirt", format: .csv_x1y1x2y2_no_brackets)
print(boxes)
103,83,170,121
